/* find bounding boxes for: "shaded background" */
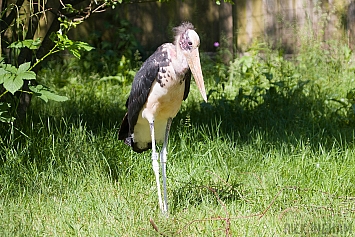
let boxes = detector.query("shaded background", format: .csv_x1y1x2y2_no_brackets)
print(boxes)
69,0,355,57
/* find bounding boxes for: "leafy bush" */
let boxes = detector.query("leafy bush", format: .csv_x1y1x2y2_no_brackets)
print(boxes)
0,19,94,124
190,37,354,144
228,42,305,109
67,19,142,78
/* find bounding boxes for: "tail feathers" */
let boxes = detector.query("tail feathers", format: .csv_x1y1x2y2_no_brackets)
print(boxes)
118,113,129,140
118,113,151,153
124,135,151,153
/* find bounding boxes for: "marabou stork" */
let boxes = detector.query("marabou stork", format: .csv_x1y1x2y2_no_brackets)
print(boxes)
118,22,207,214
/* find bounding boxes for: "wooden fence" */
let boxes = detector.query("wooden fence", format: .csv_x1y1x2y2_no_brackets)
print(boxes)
72,0,355,57
236,0,354,52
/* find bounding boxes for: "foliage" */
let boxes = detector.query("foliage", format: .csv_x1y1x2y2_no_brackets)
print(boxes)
0,18,96,123
227,42,308,109
29,85,69,103
0,0,132,124
8,38,42,50
51,22,95,59
68,19,142,79
0,62,36,95
218,39,355,124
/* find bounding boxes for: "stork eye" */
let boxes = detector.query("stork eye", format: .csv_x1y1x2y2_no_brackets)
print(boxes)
188,41,193,46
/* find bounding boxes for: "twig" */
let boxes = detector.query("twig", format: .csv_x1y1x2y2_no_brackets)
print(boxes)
259,187,284,219
0,90,8,99
278,207,301,220
205,185,231,237
149,218,168,237
176,213,263,235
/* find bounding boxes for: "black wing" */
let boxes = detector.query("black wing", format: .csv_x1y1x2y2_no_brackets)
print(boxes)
118,45,170,149
183,69,191,101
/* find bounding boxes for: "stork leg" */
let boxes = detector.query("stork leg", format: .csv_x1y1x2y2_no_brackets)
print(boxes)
149,121,164,213
160,117,172,214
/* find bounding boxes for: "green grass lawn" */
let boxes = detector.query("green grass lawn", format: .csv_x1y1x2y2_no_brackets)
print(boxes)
1,43,355,236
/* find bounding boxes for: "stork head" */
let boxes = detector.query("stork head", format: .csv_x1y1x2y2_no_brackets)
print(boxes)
174,22,207,102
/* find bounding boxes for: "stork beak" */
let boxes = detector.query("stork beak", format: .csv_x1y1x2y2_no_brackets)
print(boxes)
186,48,207,102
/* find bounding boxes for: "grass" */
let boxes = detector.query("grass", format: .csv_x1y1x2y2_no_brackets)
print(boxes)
1,40,355,236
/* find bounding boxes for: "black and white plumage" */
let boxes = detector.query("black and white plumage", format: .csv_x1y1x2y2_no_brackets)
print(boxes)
118,22,206,214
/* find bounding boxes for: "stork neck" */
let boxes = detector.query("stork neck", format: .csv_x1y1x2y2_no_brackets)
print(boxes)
172,44,188,74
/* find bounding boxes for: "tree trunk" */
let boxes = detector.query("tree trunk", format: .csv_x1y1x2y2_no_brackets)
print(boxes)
348,2,355,50
219,0,233,63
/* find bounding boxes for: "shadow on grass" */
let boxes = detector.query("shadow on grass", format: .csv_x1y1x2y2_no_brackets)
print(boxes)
11,85,353,178
170,177,244,213
176,91,355,153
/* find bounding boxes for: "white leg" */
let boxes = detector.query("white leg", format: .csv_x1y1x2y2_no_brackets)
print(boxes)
150,122,164,212
160,118,172,214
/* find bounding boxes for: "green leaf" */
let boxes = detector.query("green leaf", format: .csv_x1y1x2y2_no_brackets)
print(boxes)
0,64,17,74
4,74,24,94
0,68,7,84
0,68,6,75
29,85,68,102
63,4,79,14
0,62,36,94
68,41,94,59
9,39,42,50
17,71,36,80
69,48,81,59
75,41,94,51
52,28,94,59
18,62,31,73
